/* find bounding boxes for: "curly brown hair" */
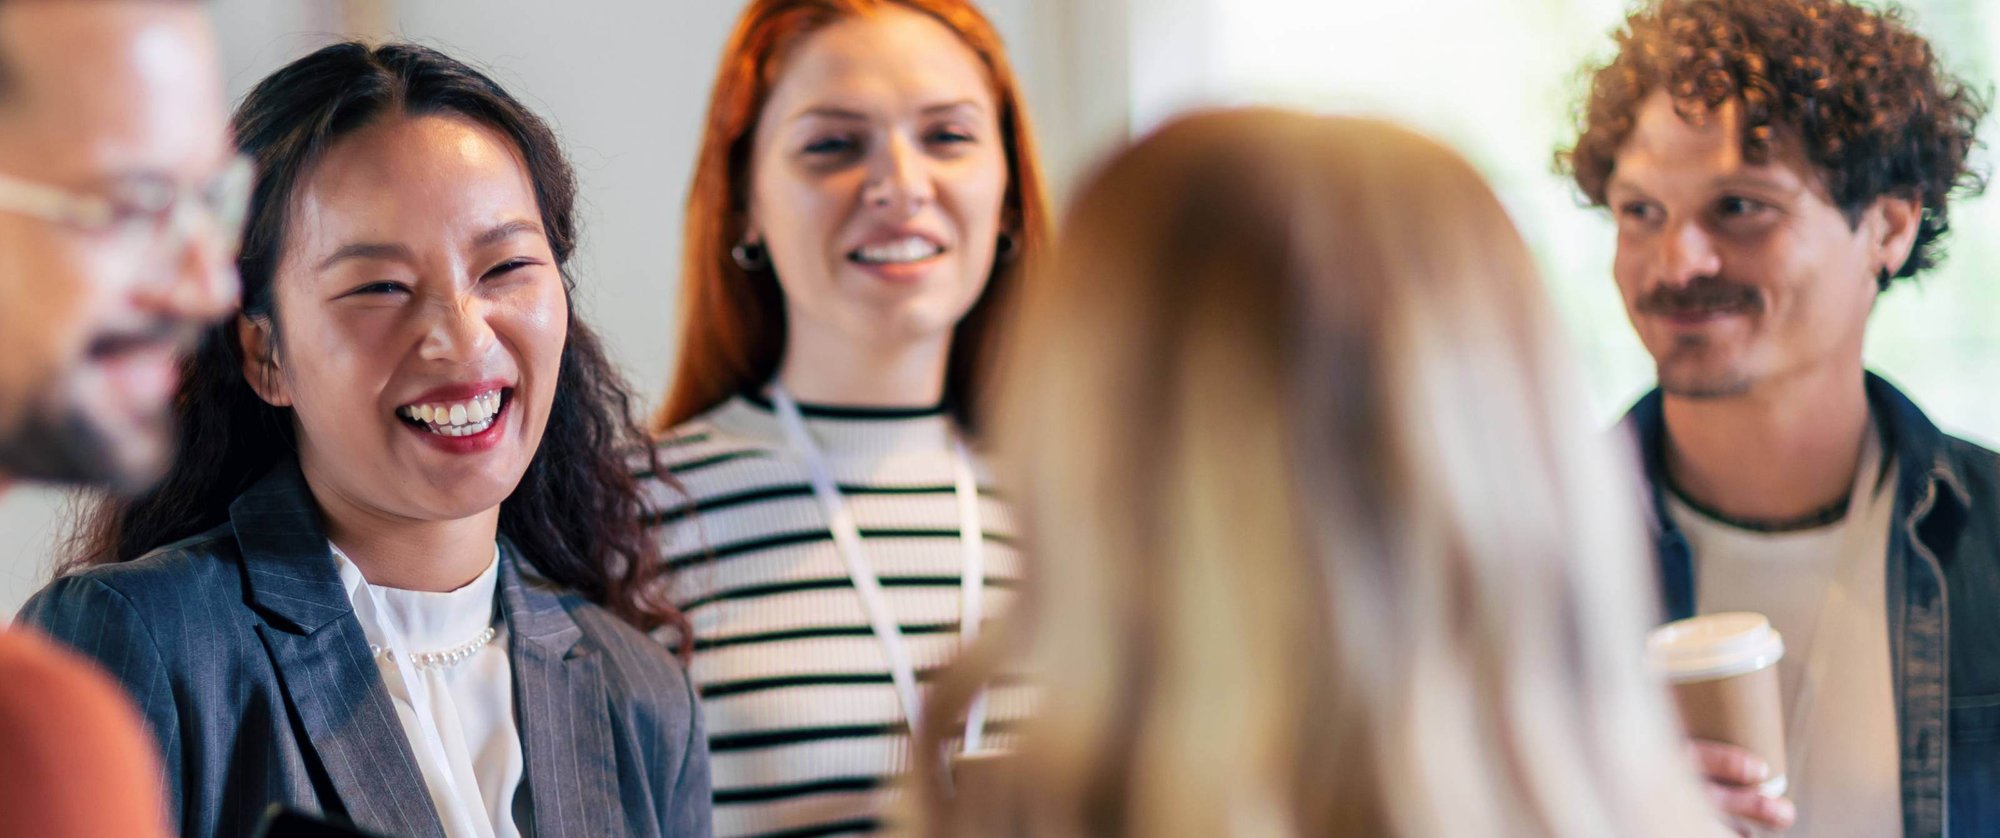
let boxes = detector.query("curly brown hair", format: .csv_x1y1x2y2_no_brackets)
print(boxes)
1560,0,1988,284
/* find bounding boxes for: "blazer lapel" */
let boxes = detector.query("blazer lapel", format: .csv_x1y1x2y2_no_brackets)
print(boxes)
234,462,447,838
500,541,623,836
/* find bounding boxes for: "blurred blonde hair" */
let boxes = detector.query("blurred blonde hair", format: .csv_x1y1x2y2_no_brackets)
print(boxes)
914,109,1719,837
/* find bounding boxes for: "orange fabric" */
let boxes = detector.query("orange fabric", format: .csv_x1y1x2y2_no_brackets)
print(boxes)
0,629,168,837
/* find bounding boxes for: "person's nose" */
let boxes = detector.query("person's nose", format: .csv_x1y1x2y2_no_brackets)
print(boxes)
859,133,935,218
1653,218,1723,289
417,293,499,365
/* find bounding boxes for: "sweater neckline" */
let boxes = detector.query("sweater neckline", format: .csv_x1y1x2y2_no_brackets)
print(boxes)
737,389,948,421
706,394,957,461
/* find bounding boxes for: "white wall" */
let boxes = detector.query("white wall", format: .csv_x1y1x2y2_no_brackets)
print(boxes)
0,0,1128,619
0,491,63,620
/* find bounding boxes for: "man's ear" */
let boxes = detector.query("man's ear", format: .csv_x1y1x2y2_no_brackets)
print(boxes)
236,314,291,407
1870,193,1923,279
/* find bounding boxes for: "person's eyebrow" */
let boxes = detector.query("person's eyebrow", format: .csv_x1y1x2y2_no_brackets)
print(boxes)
473,219,546,248
787,99,988,124
317,241,418,272
919,99,985,116
1713,171,1800,194
791,105,870,123
1604,172,1647,198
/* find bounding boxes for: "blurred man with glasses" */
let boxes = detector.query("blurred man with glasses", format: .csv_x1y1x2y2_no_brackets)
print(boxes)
0,2,245,495
0,1,241,834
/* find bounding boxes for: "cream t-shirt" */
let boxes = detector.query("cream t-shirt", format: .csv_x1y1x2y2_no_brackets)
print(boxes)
1669,429,1902,837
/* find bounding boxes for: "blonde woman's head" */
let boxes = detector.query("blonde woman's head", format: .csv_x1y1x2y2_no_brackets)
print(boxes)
925,109,1716,837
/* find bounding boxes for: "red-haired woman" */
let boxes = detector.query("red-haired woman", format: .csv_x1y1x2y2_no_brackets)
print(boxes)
638,1,1049,834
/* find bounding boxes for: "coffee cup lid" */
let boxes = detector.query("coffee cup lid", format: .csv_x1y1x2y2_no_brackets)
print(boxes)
1646,612,1784,682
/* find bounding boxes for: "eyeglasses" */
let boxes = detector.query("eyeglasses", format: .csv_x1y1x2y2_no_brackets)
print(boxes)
0,153,254,285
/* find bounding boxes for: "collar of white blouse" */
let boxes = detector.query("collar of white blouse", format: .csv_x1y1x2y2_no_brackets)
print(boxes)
331,542,507,837
332,543,501,660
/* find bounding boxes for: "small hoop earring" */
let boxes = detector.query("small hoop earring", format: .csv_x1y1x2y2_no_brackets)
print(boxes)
1877,266,1893,291
731,240,769,272
995,232,1017,262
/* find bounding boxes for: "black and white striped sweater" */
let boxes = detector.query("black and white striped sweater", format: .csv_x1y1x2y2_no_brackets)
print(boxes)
641,394,1028,838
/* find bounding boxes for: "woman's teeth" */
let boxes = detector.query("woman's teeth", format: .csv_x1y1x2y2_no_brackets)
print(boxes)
852,236,943,265
399,391,504,437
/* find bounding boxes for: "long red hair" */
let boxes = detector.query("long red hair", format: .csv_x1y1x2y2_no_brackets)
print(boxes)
653,0,1049,435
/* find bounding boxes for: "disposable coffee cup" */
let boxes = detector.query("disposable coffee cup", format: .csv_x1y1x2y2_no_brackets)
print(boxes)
1646,612,1788,797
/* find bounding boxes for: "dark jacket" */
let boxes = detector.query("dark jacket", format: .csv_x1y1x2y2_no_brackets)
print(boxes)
1626,372,2000,837
17,462,713,837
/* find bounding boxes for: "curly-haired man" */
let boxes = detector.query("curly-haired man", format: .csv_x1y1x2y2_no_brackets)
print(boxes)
1562,0,1993,834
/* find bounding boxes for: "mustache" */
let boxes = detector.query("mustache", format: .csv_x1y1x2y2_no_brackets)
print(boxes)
1635,276,1763,316
86,319,199,360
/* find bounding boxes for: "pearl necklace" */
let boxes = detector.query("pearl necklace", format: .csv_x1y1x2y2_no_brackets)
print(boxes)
370,625,498,672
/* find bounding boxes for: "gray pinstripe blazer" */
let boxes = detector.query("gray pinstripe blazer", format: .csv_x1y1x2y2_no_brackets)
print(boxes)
17,463,713,837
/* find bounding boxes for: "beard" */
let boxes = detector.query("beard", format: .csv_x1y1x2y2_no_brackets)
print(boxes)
1637,275,1763,400
0,373,168,496
1658,364,1755,399
1654,333,1755,399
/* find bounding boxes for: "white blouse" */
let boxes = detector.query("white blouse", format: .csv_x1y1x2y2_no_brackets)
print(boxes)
332,543,524,838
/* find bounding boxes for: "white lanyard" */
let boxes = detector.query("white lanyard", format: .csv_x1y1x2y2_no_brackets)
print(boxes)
771,386,989,754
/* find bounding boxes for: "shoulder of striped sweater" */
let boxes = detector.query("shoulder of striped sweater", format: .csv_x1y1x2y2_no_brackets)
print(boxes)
642,416,771,468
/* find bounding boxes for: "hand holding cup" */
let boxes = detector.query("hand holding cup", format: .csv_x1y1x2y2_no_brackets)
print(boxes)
1648,613,1794,835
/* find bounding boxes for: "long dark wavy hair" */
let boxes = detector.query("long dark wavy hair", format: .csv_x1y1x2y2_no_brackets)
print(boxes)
62,41,690,650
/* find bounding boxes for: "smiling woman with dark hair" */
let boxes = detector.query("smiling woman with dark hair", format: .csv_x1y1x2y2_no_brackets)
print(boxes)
21,42,711,838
